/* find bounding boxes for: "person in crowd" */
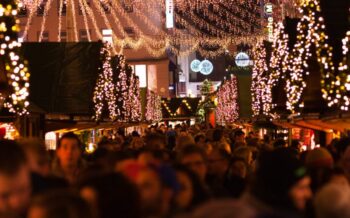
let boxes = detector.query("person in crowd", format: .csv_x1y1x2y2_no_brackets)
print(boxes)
27,191,94,218
233,147,255,174
18,138,50,177
175,135,196,151
291,140,302,153
230,130,246,151
133,164,179,218
305,148,334,193
51,132,85,184
78,173,141,218
18,139,68,196
206,148,231,197
144,133,167,150
246,148,312,217
314,183,350,218
273,138,287,149
174,165,209,213
177,145,208,184
0,140,31,217
224,158,247,198
339,138,350,180
137,148,171,165
194,134,206,148
328,167,349,186
182,199,256,218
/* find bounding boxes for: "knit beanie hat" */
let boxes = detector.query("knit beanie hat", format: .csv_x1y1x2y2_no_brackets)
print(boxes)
305,148,334,169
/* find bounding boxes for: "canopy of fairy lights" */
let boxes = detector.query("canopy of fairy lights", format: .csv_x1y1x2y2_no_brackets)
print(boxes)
18,0,269,57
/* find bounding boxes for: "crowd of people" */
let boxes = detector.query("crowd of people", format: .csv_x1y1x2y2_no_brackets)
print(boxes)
1,123,350,218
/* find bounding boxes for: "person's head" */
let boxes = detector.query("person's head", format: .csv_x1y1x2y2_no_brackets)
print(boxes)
176,135,195,151
340,142,350,175
233,147,254,167
273,139,287,149
137,149,170,165
145,133,166,150
174,165,209,212
130,137,144,150
0,140,31,215
178,145,207,182
291,140,301,152
305,148,334,169
182,200,255,218
234,130,245,143
252,148,312,212
212,129,224,142
314,183,350,218
207,148,230,178
18,138,50,176
134,164,178,217
194,134,206,145
79,173,141,218
328,167,349,187
56,132,82,169
229,158,248,179
27,191,94,218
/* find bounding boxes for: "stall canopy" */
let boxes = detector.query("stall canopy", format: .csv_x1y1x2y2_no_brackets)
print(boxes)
22,42,103,115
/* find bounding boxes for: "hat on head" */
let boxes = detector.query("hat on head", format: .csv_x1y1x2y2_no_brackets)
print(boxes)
305,148,334,169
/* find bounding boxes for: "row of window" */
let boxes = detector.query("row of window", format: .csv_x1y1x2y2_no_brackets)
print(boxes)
18,0,133,17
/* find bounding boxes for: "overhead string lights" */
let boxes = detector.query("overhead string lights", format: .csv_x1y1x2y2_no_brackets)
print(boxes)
216,74,239,124
0,0,30,115
19,0,264,57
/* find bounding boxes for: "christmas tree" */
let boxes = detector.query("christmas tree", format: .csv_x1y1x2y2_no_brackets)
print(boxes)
0,0,30,115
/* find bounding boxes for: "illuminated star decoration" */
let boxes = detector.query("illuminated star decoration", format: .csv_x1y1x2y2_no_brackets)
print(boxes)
216,74,239,124
0,0,30,115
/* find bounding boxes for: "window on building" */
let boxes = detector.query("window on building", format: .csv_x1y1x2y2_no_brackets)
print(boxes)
79,0,90,15
37,31,49,42
102,28,113,44
100,1,111,13
121,0,133,13
124,27,135,37
57,0,67,15
37,0,47,16
177,82,186,94
135,65,147,88
60,31,67,42
79,30,89,41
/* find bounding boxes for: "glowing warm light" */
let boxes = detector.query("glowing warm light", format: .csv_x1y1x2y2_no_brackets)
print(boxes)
0,0,30,115
216,74,239,124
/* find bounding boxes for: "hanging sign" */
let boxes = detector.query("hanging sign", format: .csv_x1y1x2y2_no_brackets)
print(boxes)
265,3,274,42
165,0,174,29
